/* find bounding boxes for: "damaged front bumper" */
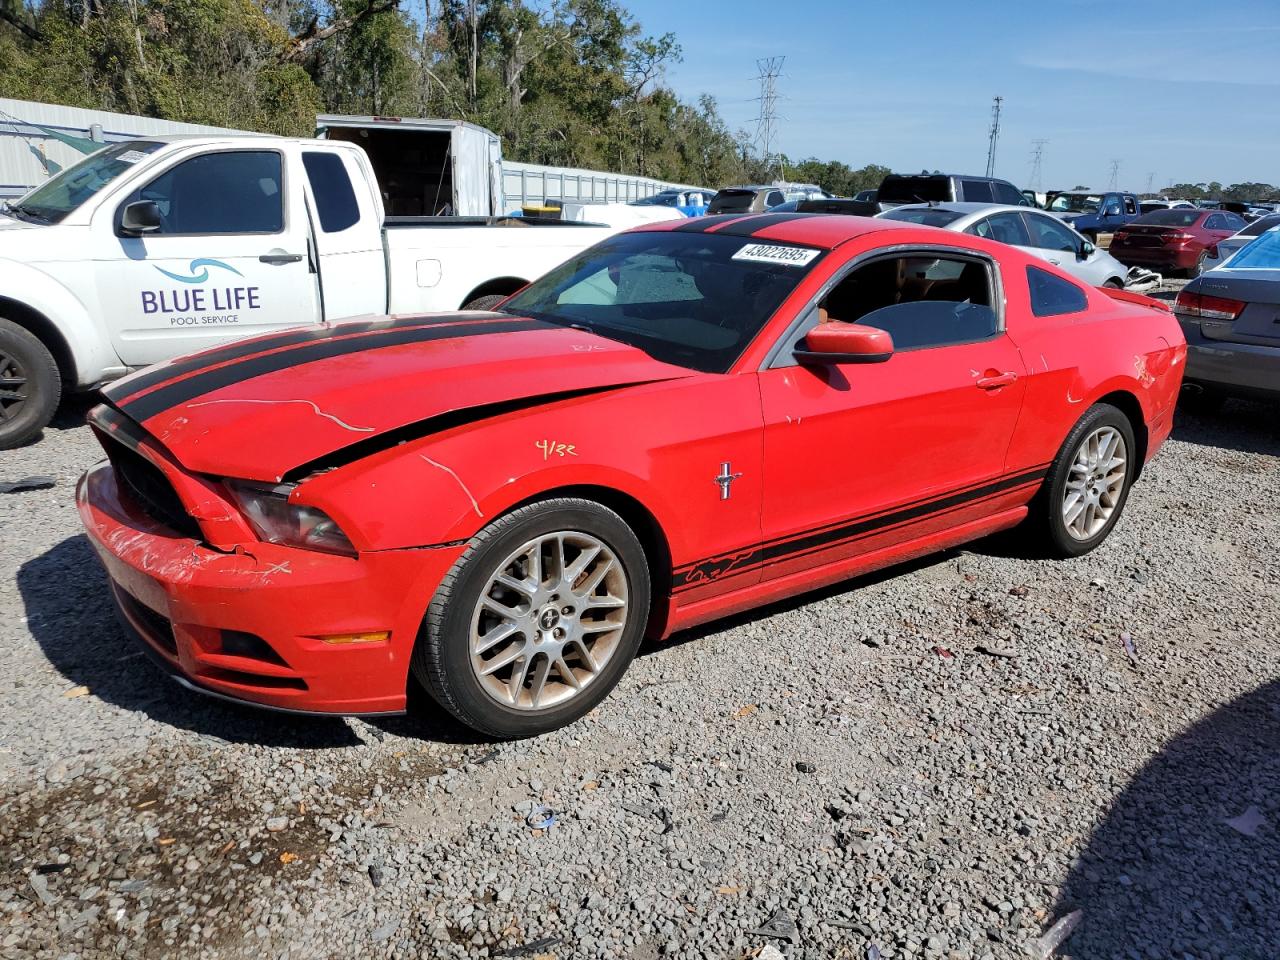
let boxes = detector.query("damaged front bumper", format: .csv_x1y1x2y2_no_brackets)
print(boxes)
77,461,463,715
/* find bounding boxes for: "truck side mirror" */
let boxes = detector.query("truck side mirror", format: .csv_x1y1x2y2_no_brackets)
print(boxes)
120,200,162,236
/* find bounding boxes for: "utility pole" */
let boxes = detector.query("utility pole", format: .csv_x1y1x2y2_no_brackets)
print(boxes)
1108,159,1121,191
753,57,785,180
1029,139,1048,192
985,96,1003,178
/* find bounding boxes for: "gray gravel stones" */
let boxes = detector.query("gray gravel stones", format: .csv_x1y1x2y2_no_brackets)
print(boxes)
2,349,1279,958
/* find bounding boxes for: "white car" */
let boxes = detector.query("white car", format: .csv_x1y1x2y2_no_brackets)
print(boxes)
877,202,1129,288
1202,213,1280,272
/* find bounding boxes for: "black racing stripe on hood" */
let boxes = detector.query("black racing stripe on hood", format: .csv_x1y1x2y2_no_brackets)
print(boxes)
103,313,498,404
282,382,663,483
670,215,753,233
120,318,553,423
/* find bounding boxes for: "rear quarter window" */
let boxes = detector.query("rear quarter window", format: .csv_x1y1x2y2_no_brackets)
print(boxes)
1027,266,1088,317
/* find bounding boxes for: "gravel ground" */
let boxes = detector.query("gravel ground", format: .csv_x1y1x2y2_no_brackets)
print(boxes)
3,302,1278,960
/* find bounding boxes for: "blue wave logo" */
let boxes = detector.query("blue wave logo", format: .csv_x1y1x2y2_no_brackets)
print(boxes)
153,258,243,284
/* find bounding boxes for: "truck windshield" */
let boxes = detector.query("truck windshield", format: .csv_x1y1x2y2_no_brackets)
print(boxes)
1048,194,1102,214
499,231,820,373
7,140,164,224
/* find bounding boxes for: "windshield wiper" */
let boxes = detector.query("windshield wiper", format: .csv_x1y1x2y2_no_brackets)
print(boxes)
1,201,48,224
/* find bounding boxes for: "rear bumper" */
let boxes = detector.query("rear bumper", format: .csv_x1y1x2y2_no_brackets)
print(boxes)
78,461,463,715
1176,318,1280,398
1111,244,1200,270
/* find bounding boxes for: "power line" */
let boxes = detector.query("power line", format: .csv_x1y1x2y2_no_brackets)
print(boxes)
1108,159,1121,191
1029,139,1049,192
985,96,1003,178
752,57,785,179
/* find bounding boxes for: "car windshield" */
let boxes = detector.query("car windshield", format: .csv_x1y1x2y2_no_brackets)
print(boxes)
1048,194,1102,213
1239,214,1280,237
1222,229,1280,270
499,231,820,373
6,140,164,224
631,192,679,207
1137,210,1202,227
878,207,965,228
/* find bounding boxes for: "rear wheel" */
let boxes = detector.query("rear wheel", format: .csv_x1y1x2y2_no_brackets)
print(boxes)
462,293,509,311
1031,404,1136,558
0,318,61,450
1104,278,1124,289
413,498,650,738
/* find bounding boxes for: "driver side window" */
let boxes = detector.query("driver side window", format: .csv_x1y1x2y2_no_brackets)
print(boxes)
127,151,283,235
1026,215,1080,253
813,254,998,352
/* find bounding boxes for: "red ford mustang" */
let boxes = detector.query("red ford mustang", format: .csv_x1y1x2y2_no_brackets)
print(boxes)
78,213,1185,737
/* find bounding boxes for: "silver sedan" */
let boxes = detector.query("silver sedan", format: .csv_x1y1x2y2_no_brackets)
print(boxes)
877,202,1129,287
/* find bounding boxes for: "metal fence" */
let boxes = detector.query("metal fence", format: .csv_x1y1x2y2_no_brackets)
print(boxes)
502,160,705,209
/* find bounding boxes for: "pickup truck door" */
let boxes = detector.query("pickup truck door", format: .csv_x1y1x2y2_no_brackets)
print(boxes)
96,147,322,367
297,146,388,321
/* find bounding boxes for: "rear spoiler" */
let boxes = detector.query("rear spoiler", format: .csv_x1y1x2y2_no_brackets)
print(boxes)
1099,285,1172,313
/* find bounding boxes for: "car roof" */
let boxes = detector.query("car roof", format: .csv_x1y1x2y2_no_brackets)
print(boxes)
883,202,1043,217
632,211,931,250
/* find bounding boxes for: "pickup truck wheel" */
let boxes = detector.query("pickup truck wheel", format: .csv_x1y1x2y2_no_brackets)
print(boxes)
0,318,61,450
1032,403,1136,559
413,498,650,739
462,294,509,311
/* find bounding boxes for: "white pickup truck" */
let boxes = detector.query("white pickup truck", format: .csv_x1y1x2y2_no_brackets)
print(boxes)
0,134,624,448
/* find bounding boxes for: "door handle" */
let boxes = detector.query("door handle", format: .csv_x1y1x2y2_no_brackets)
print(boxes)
259,253,303,265
1048,258,1061,265
976,371,1018,390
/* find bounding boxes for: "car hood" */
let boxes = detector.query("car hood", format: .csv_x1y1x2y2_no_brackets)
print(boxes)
103,313,696,482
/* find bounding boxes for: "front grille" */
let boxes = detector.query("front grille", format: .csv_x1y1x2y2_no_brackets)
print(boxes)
101,436,203,540
116,589,177,656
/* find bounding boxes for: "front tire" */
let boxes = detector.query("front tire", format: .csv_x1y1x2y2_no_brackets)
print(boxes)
413,498,650,739
1033,404,1136,558
0,318,61,450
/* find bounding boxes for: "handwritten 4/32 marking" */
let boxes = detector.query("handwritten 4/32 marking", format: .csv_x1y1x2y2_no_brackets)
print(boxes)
536,440,578,460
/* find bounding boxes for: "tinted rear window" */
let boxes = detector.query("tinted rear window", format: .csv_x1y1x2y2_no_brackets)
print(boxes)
1027,266,1088,317
1241,215,1280,237
878,177,951,204
1137,210,1203,227
710,190,756,212
878,207,965,228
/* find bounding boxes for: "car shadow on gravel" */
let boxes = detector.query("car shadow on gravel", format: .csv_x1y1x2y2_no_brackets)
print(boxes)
1053,679,1280,957
18,535,362,749
1172,400,1280,458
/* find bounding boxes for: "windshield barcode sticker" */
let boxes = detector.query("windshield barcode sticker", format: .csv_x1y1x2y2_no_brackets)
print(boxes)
116,150,150,164
732,243,820,267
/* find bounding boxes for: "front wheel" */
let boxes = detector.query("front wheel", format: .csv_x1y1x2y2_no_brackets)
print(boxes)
0,318,61,450
1032,404,1136,558
413,498,650,738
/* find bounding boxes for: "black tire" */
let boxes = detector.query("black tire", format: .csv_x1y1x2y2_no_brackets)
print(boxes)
1031,403,1137,559
0,318,61,451
412,498,651,739
1104,277,1124,289
462,293,509,311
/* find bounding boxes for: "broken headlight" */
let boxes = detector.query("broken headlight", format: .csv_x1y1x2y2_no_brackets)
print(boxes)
224,481,355,556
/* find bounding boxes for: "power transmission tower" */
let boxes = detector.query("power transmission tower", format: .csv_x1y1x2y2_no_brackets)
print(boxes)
1145,172,1155,196
1029,139,1049,191
1108,159,1121,191
752,57,785,180
985,96,1003,178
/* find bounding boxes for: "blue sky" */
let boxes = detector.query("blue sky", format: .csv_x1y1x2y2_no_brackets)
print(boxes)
625,0,1280,190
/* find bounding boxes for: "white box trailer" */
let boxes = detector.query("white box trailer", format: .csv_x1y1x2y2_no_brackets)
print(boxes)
314,114,503,217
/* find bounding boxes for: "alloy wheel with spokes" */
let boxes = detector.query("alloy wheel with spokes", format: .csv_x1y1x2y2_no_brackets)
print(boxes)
1062,426,1128,541
470,531,629,710
415,497,650,738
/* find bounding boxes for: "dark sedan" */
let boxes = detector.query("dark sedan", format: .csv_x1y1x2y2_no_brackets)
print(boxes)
1175,227,1280,406
1110,209,1248,276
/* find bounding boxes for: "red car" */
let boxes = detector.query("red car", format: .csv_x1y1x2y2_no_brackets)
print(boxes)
78,214,1185,737
1109,208,1249,276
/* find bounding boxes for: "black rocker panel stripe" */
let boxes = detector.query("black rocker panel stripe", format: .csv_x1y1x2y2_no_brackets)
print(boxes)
103,313,496,403
120,318,553,423
672,466,1047,590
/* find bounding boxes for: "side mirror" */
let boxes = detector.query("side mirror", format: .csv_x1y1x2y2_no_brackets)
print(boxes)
120,200,161,236
1079,241,1096,260
794,321,894,365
